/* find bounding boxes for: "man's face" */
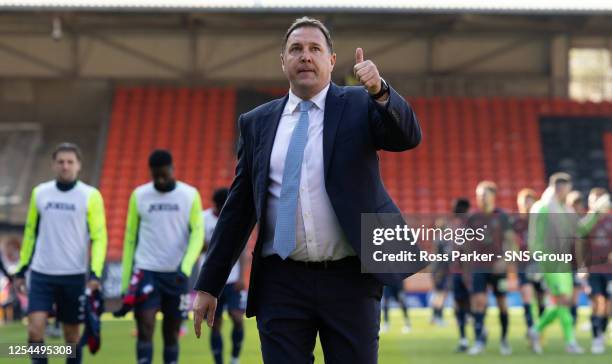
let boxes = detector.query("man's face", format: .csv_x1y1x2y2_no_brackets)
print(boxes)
150,165,174,190
53,151,81,183
524,196,535,211
476,189,496,212
518,195,535,213
588,191,605,210
557,182,572,202
281,26,336,98
571,200,585,214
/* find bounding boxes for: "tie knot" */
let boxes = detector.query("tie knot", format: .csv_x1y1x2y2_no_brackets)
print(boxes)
298,100,313,112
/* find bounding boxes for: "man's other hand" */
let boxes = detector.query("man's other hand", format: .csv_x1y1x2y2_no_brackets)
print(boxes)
193,290,218,338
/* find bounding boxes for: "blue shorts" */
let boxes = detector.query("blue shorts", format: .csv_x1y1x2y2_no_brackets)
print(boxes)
589,273,612,299
214,283,246,318
471,273,507,296
28,271,86,324
383,284,403,302
433,271,449,291
135,270,190,319
518,272,529,286
452,274,470,302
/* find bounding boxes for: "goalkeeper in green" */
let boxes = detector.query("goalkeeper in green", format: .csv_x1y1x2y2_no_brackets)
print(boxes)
527,172,600,354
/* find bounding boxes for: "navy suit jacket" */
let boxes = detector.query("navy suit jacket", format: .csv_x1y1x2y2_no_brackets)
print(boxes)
195,82,423,317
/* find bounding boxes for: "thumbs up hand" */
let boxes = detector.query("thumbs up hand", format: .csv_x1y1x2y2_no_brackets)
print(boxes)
353,47,383,96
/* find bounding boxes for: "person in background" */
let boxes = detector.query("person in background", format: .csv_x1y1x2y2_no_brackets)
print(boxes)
528,173,583,354
202,188,248,364
380,280,410,334
120,149,204,364
467,181,514,356
566,190,587,325
448,198,472,353
514,188,545,333
14,143,107,364
576,187,610,354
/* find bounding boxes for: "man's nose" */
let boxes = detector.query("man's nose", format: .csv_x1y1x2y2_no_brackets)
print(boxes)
300,50,313,62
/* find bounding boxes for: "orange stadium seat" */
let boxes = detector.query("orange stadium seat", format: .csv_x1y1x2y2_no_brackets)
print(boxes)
100,90,612,261
100,87,238,261
604,133,612,191
389,97,552,214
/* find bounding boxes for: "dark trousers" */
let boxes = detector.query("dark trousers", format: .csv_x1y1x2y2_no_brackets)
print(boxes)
255,255,383,364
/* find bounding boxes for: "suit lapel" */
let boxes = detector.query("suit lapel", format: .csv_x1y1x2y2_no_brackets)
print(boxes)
323,83,346,180
256,95,288,216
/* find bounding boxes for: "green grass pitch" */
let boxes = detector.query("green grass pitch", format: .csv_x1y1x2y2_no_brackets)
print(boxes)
0,308,610,363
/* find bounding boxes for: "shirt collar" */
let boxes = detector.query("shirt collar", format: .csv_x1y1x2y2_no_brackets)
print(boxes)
56,179,78,192
284,83,330,115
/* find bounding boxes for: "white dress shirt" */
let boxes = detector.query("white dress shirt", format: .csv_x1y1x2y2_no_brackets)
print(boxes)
261,83,355,261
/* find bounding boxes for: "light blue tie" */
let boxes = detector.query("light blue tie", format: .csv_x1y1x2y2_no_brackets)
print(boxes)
273,100,313,259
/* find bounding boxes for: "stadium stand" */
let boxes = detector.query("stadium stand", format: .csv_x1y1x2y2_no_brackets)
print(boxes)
605,133,612,191
100,88,612,260
0,124,41,216
0,80,110,224
100,87,237,260
381,97,548,213
539,101,612,193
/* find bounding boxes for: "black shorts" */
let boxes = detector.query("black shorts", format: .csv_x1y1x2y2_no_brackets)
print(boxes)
452,274,470,302
518,272,545,294
518,272,529,286
589,273,612,299
383,284,403,301
471,273,507,296
432,269,450,291
135,270,190,320
28,271,86,324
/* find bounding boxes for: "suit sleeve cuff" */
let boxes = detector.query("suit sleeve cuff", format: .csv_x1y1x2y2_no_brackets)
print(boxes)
375,97,390,107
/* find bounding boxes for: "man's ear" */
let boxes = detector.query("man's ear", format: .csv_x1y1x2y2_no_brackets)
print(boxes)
280,53,285,72
330,53,337,71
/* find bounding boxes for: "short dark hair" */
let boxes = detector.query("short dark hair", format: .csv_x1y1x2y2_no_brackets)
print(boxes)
212,188,229,211
148,149,173,168
452,197,471,214
282,17,333,53
549,172,571,186
52,142,82,161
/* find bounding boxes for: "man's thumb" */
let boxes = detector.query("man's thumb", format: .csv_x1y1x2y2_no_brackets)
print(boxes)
355,48,364,64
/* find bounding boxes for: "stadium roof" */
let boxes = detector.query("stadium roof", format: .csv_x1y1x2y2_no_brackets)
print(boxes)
1,0,612,14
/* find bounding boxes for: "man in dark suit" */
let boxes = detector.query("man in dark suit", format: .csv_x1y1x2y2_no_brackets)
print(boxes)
193,17,422,363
